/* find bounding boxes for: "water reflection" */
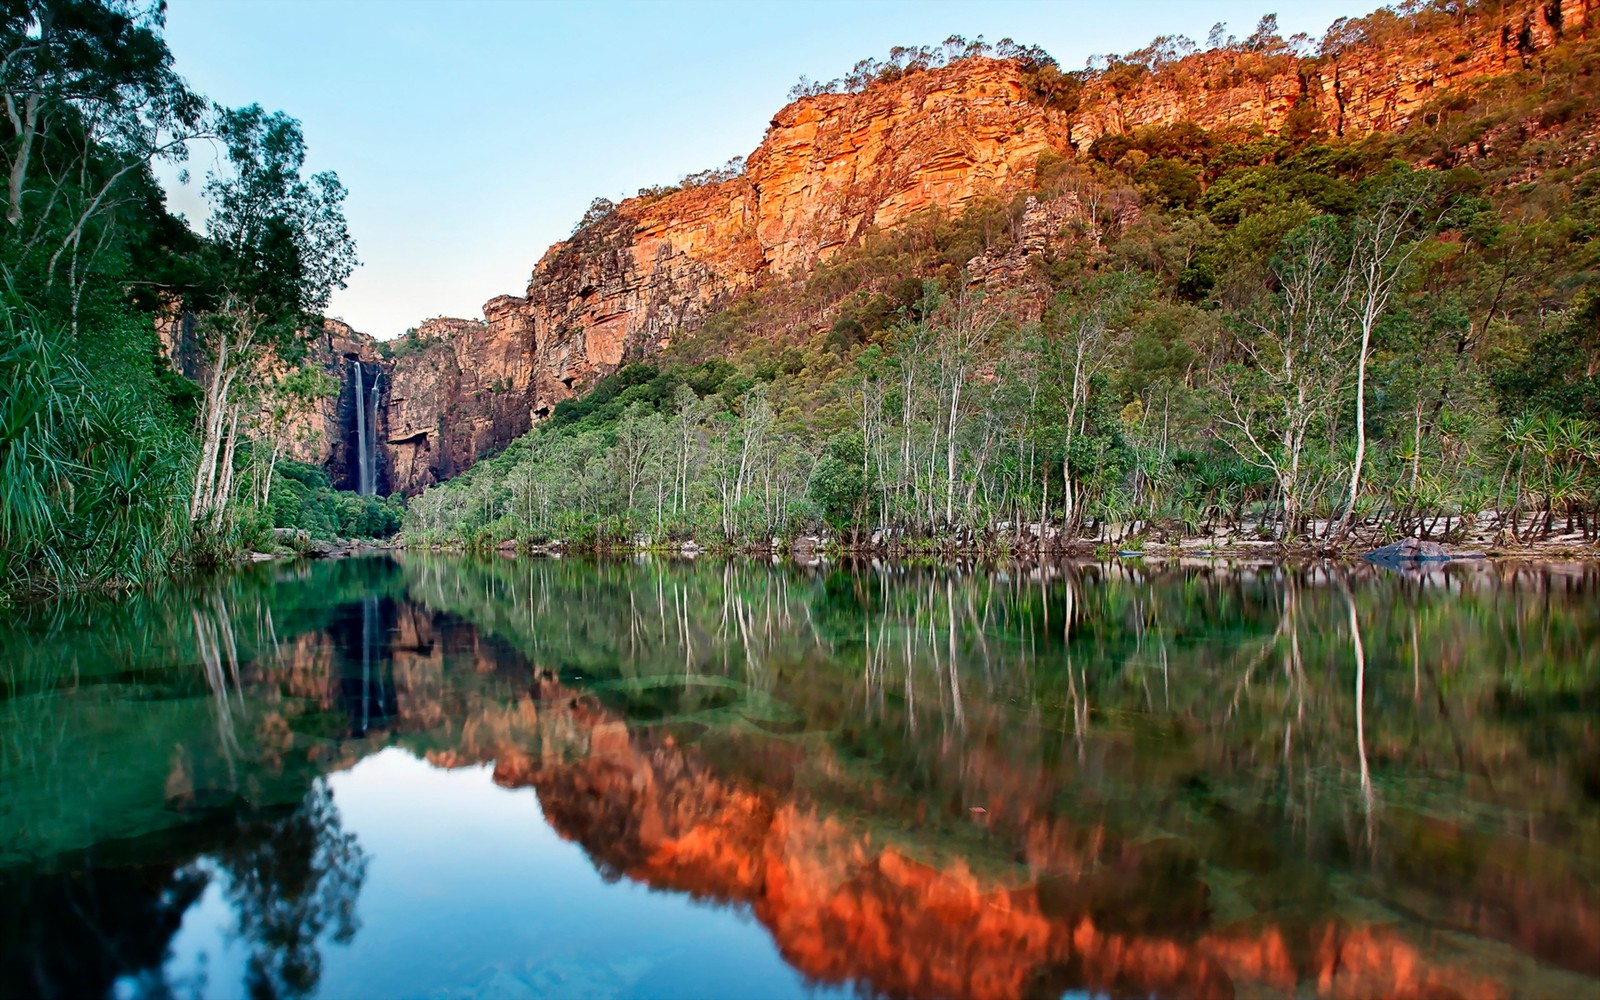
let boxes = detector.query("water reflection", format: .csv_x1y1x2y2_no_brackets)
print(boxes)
0,555,1596,998
329,595,398,737
2,779,364,1000
211,780,367,999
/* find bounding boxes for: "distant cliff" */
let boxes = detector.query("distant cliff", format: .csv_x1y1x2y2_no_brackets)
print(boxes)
1069,0,1595,145
301,0,1596,495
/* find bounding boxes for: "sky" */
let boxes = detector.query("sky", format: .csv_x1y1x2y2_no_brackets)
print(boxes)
158,0,1379,339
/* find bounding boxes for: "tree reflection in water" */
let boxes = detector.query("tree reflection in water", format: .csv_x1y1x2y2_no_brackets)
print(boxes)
406,555,1600,996
1,554,1597,999
209,780,368,1000
0,780,366,1000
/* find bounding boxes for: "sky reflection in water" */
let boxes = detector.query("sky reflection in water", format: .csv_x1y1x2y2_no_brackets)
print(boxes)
2,554,1597,999
152,750,825,1000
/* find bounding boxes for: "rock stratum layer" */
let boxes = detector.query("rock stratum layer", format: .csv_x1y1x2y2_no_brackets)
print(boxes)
282,0,1598,494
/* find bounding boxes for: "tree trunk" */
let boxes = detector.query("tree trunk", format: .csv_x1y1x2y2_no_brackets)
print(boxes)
1333,320,1374,542
5,93,39,226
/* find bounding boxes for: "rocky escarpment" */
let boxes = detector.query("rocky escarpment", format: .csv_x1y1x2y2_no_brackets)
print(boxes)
365,56,1081,493
362,0,1595,494
1068,0,1596,146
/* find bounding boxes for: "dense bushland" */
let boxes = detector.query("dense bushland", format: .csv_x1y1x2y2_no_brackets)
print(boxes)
11,0,1600,598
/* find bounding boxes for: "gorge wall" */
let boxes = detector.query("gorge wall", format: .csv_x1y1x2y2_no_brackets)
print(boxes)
239,0,1597,496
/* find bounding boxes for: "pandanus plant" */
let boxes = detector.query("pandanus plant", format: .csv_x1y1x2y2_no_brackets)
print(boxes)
1502,412,1600,541
0,295,188,598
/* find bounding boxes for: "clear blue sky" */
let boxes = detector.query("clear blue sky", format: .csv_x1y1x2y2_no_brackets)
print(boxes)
159,0,1378,338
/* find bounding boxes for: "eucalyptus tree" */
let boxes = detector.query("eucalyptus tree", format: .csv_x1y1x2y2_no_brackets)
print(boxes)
1328,179,1430,542
2,0,208,314
4,0,174,225
666,383,711,521
989,329,1047,542
728,384,774,535
931,284,1002,529
188,105,356,538
1215,217,1354,538
1040,273,1138,535
608,403,659,520
853,345,891,530
885,297,938,531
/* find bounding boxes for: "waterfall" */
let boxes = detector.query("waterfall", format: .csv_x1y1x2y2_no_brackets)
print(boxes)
347,359,385,496
352,360,372,495
368,369,382,494
350,360,380,496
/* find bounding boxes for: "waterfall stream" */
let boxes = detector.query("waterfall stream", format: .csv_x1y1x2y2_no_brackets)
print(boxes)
369,369,382,494
351,359,376,496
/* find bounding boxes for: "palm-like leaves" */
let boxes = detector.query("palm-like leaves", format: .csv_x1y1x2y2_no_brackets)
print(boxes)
0,294,188,598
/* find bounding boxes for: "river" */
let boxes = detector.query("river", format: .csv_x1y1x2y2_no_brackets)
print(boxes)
2,555,1596,999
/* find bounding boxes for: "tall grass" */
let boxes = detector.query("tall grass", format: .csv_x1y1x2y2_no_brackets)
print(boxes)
0,289,191,601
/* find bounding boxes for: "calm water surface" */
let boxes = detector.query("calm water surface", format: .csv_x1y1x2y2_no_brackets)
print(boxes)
1,555,1596,999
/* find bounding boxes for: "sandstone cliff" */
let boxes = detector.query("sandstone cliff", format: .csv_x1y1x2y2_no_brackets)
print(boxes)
1069,0,1596,146
365,55,1084,492
363,0,1596,494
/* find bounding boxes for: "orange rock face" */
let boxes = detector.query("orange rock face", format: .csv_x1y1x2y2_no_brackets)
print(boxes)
748,58,1074,274
1070,0,1595,147
383,312,540,493
365,0,1593,493
465,57,1076,447
376,58,1083,492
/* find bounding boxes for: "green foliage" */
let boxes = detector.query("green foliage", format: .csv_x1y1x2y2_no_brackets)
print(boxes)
0,0,363,589
807,434,867,534
17,4,1600,578
376,324,449,361
0,290,189,598
201,105,357,323
269,461,404,540
409,44,1600,552
1494,291,1600,421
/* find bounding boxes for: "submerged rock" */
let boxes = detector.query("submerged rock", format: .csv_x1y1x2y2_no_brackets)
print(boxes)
1363,538,1485,564
305,539,356,559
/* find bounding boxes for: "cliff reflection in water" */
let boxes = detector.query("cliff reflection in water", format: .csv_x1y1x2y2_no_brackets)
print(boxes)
1,555,1596,999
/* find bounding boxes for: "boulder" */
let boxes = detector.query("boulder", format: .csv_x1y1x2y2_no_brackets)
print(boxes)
1363,538,1484,563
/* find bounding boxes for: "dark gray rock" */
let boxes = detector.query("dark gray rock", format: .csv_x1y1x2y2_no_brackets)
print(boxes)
1363,538,1484,564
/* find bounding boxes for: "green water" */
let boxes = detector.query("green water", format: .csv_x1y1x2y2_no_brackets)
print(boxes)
1,555,1596,999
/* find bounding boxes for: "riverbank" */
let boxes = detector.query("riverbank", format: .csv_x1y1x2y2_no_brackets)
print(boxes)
252,513,1600,567
379,532,1599,564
